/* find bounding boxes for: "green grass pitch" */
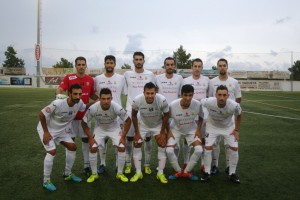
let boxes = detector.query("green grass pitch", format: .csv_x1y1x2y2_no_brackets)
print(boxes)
0,88,299,200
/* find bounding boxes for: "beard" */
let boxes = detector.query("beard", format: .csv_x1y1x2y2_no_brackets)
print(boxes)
105,67,114,73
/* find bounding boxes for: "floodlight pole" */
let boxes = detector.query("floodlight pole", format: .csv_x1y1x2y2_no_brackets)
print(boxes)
36,0,41,88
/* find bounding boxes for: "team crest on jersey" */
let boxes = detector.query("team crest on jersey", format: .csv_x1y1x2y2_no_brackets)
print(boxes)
69,75,77,80
191,112,195,116
149,107,154,112
46,107,51,113
68,111,73,115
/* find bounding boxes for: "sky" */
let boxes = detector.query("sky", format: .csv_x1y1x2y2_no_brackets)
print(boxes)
1,0,300,75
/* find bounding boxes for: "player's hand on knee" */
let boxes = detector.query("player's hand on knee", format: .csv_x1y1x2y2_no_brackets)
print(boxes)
156,133,166,148
43,131,52,145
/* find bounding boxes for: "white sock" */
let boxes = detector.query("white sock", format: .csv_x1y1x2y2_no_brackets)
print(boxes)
99,145,106,166
133,148,142,173
65,149,76,175
82,142,90,168
212,143,220,167
229,149,239,175
117,151,126,174
166,147,181,172
144,139,152,167
114,146,118,168
89,152,97,174
183,143,191,164
204,149,212,174
44,153,55,182
174,144,180,158
125,140,133,166
157,147,166,174
225,145,230,168
184,146,203,173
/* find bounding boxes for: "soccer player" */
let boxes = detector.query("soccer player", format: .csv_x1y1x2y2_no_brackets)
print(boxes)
124,52,156,175
56,56,98,177
156,57,184,170
130,82,169,183
208,58,242,174
166,84,203,181
156,57,183,104
81,88,131,183
38,84,86,191
201,85,242,183
181,58,209,171
94,55,126,174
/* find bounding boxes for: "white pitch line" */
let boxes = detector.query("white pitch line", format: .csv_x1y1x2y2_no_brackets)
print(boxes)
243,111,300,121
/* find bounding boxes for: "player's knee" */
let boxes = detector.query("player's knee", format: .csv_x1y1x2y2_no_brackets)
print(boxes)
127,136,134,142
205,146,213,151
67,143,77,151
90,147,98,153
47,149,56,156
166,146,174,156
229,146,238,151
194,145,203,155
118,146,125,152
134,142,142,148
81,137,89,143
144,136,151,142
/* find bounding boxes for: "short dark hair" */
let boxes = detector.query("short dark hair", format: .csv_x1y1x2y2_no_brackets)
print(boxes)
100,88,112,97
69,83,82,93
164,57,175,65
104,55,116,63
133,51,145,59
216,85,228,93
75,56,87,65
181,84,194,96
192,58,203,66
217,58,228,66
144,82,156,91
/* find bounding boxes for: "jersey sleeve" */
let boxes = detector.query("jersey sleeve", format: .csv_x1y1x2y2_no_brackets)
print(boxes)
234,81,242,99
208,80,214,97
234,103,242,116
41,100,58,119
89,77,96,96
131,97,139,111
78,100,87,112
161,98,169,113
115,103,129,121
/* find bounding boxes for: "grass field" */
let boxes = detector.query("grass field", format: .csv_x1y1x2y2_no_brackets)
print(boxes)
0,88,300,200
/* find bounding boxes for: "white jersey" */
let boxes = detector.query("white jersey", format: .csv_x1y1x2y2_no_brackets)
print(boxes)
132,93,169,128
156,73,183,104
94,73,126,106
208,76,241,101
203,97,242,133
83,101,129,133
37,99,86,136
124,70,156,111
169,99,202,134
182,75,209,101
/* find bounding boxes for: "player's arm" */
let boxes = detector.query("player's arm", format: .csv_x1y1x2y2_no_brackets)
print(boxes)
195,115,203,140
81,120,97,148
39,111,51,145
232,111,242,141
119,116,132,146
131,108,142,143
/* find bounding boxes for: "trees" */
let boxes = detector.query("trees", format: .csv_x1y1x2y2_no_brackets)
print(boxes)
288,60,300,80
3,46,25,68
52,58,73,68
173,45,192,69
121,63,132,69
